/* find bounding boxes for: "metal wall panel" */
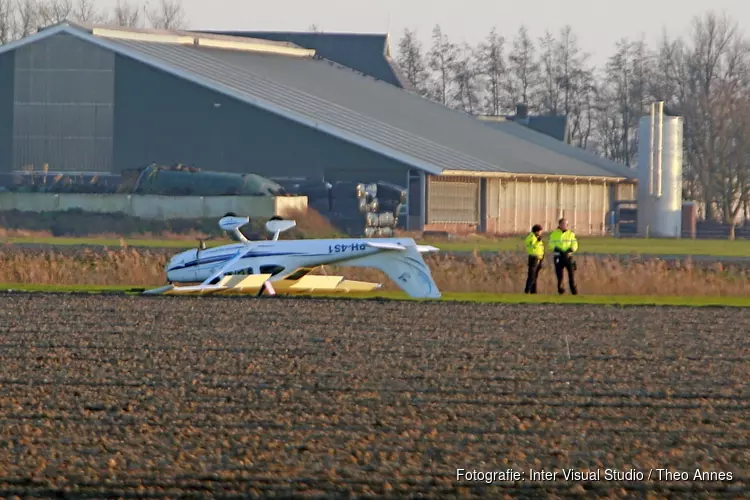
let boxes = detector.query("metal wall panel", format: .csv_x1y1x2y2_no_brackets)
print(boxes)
112,55,415,181
579,182,591,233
407,169,425,230
514,180,531,233
426,176,479,224
482,177,615,235
487,178,501,218
498,178,518,233
560,183,577,223
12,33,114,172
542,180,558,231
592,181,609,234
615,182,636,201
0,51,14,173
529,180,547,230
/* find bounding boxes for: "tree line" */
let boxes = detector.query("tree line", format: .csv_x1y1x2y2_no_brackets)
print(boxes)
396,13,750,224
0,0,187,39
0,2,746,223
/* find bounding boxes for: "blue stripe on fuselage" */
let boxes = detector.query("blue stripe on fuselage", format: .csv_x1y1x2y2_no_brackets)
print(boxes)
167,251,315,272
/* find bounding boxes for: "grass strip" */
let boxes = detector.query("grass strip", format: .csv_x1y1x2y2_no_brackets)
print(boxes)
1,283,748,307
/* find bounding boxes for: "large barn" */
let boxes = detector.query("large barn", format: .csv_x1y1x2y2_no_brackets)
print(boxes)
0,21,636,235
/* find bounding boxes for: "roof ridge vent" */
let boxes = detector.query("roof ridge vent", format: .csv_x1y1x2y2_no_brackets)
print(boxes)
193,36,315,57
91,27,193,45
90,26,316,57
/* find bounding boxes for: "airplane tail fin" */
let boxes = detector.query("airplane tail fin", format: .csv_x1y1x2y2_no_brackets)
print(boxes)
339,240,441,299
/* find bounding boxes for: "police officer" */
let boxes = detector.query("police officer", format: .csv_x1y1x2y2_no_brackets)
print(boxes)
548,218,579,295
524,224,544,294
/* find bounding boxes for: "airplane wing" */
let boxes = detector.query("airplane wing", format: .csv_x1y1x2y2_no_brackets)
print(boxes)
365,242,439,254
364,241,407,251
416,245,439,253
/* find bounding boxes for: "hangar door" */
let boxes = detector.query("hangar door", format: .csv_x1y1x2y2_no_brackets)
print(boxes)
426,176,480,224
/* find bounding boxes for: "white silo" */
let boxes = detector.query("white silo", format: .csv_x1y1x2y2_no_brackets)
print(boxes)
636,116,655,237
636,101,683,238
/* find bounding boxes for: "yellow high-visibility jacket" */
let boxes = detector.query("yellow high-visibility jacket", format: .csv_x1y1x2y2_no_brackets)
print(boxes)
548,228,579,253
525,232,544,258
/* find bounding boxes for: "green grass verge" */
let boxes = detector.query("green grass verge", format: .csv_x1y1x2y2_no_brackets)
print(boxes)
2,234,749,257
0,283,145,293
1,283,748,307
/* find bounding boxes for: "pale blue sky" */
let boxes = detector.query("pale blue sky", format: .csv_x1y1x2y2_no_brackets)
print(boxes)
125,0,748,67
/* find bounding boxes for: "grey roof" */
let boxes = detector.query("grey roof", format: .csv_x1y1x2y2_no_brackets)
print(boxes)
196,30,414,91
482,114,571,143
481,119,635,177
2,23,636,180
525,116,570,143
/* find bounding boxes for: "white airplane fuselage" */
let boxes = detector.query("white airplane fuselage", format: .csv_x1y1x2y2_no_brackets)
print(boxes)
166,238,438,292
150,215,441,299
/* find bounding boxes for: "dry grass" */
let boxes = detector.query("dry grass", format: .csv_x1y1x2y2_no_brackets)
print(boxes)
1,247,748,296
281,208,344,238
0,248,166,286
0,227,213,240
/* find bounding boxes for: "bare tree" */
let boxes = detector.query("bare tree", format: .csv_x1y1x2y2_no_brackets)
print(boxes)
603,39,634,164
396,28,429,96
427,24,457,106
648,30,683,105
533,26,595,147
477,27,506,115
680,12,745,221
537,30,561,114
0,0,16,43
555,26,595,146
506,25,538,109
37,0,71,24
555,26,586,115
591,83,623,158
71,0,104,23
15,0,39,37
565,64,597,148
629,38,651,113
307,23,321,32
111,0,142,27
536,26,589,116
450,43,482,114
710,80,750,231
145,0,186,30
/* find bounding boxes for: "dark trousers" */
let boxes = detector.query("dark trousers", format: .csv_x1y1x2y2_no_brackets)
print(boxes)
525,256,543,294
554,252,577,294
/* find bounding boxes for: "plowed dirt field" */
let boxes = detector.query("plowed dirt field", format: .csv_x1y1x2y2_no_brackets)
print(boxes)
1,293,748,498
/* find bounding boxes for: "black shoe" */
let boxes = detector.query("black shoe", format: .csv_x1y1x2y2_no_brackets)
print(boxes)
558,287,565,294
571,288,578,295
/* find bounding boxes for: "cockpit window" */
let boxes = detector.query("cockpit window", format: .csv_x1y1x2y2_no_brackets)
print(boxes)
226,267,254,276
285,268,311,280
260,265,285,276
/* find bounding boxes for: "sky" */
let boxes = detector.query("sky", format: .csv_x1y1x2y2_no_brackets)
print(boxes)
105,0,749,68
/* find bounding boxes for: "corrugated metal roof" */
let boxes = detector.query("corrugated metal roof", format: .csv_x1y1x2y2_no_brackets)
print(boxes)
479,114,571,143
525,116,570,143
54,21,305,50
199,31,413,90
481,119,634,179
2,23,636,180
